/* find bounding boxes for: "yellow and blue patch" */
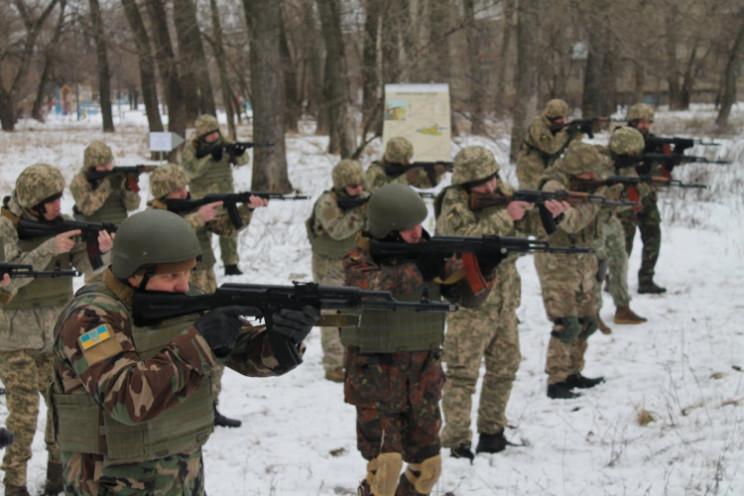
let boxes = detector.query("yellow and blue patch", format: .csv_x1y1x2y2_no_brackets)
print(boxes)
79,325,112,350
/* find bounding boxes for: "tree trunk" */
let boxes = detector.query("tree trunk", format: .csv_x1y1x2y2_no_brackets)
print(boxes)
243,0,291,192
380,0,403,84
172,0,216,121
280,13,299,132
510,0,540,163
32,0,67,123
145,0,186,161
428,0,458,136
316,0,355,157
495,0,514,115
664,6,682,110
120,0,163,133
361,0,383,141
208,0,236,139
716,14,744,128
89,0,114,132
463,0,486,135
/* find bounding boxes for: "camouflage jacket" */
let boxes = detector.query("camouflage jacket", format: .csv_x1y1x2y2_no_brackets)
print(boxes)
517,115,582,189
181,138,249,198
307,189,368,259
364,160,440,193
539,171,604,247
70,169,141,218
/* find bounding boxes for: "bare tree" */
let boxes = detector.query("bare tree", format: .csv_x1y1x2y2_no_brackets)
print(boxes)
360,0,383,141
509,0,540,162
280,11,300,132
242,0,291,191
206,0,236,139
88,0,113,131
463,0,486,135
715,8,744,128
31,0,67,122
495,0,515,115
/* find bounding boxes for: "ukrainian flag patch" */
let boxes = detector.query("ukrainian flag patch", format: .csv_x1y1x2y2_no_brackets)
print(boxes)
79,325,112,350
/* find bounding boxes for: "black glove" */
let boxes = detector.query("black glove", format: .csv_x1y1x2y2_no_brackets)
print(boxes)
475,250,504,275
270,305,320,345
229,143,247,157
193,306,252,357
579,121,595,138
415,252,446,281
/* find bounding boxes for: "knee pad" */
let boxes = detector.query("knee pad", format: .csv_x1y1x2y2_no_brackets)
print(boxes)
405,454,442,494
368,452,403,496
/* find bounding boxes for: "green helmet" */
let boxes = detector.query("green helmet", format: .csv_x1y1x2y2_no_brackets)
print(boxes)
627,103,654,122
194,114,219,139
367,183,427,239
332,159,364,190
452,146,500,185
149,163,189,199
83,141,113,169
384,137,414,163
111,209,201,279
610,127,644,156
15,163,65,209
555,141,601,176
543,99,570,119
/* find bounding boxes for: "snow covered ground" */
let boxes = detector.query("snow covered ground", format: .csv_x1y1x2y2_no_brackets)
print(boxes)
0,105,743,495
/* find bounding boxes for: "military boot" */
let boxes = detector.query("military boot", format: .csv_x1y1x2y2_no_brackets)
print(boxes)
638,280,666,294
324,367,345,383
224,264,243,276
475,429,508,454
565,374,605,389
449,442,474,463
42,460,64,495
214,405,242,428
357,479,372,496
597,315,612,335
3,482,30,496
394,472,419,496
547,382,581,399
614,306,647,324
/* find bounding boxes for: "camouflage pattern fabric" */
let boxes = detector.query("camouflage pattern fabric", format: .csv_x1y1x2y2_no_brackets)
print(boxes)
364,160,441,193
516,114,581,189
595,212,631,309
53,270,285,495
312,250,346,372
384,137,414,164
545,335,589,385
0,349,60,487
617,191,661,285
13,163,66,209
190,267,225,402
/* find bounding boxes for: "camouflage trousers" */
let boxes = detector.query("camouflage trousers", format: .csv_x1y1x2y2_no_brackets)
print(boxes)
218,231,239,266
534,252,597,384
617,191,661,285
440,292,520,448
545,336,589,385
344,347,443,463
595,214,631,309
191,267,224,402
0,349,60,486
62,448,205,496
312,254,346,372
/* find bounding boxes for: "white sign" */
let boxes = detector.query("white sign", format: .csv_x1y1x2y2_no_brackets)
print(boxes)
148,132,184,152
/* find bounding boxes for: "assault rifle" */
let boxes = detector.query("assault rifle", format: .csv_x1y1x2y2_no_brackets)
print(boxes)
0,262,80,279
165,191,309,229
196,141,275,163
600,175,707,189
337,191,436,210
86,165,158,193
16,219,117,270
615,153,729,174
470,190,637,235
645,136,720,154
384,161,453,184
559,117,624,139
132,281,457,369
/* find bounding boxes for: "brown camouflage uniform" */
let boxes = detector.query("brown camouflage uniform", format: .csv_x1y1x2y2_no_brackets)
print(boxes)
181,115,250,268
0,174,98,488
365,137,445,193
52,269,285,496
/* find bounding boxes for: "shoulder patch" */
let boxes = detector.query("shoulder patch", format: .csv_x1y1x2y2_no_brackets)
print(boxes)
79,324,123,365
445,210,462,228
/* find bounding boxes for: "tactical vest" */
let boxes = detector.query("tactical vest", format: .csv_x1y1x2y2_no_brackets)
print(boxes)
188,142,234,198
305,191,358,259
74,175,128,224
51,284,214,463
2,228,72,310
195,223,216,269
340,281,445,353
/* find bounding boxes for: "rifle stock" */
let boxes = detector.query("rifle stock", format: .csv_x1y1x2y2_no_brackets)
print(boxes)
86,165,158,193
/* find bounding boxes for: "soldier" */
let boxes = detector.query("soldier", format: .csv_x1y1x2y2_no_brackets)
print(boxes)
594,128,648,333
0,163,114,496
516,98,584,189
342,184,498,496
50,209,318,495
365,137,447,193
182,114,250,276
148,163,268,427
434,146,566,460
306,159,369,382
617,103,666,294
533,142,607,399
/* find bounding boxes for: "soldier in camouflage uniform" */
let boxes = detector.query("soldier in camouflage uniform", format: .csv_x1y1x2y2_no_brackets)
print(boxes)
50,209,318,496
343,184,497,496
181,114,251,276
0,164,114,496
516,99,584,189
593,128,648,332
533,142,607,399
365,137,447,193
148,163,268,428
616,103,666,294
434,146,566,460
306,159,369,382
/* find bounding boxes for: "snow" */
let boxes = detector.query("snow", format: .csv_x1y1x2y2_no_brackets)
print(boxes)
1,105,743,495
